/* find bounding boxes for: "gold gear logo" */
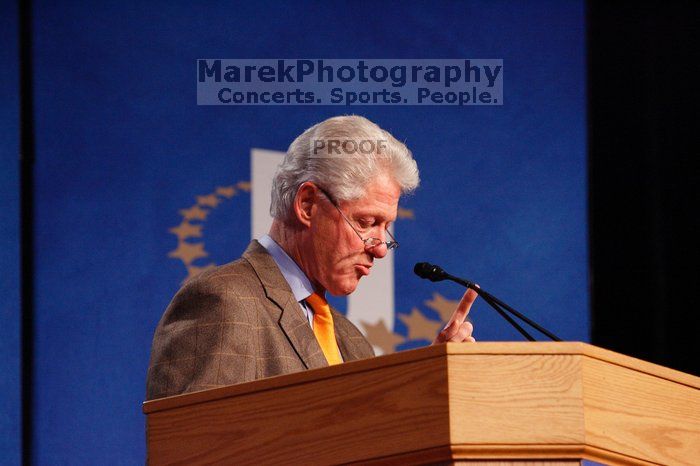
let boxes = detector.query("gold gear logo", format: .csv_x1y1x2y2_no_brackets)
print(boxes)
168,184,457,354
168,181,250,281
359,293,462,353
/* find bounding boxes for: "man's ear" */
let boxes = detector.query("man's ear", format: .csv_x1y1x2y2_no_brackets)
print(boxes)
292,182,318,228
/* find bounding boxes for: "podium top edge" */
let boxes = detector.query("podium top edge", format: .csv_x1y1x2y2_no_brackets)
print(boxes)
143,342,699,414
444,341,700,388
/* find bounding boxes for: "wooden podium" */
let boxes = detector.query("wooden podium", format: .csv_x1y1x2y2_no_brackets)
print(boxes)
143,343,700,465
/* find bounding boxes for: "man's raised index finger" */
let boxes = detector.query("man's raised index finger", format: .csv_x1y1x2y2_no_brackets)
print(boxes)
447,287,479,326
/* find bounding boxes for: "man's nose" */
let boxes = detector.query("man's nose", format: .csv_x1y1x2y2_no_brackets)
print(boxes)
367,242,388,259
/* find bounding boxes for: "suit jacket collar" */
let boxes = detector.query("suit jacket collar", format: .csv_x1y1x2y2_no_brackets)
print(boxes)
243,240,329,369
332,309,366,362
243,240,363,366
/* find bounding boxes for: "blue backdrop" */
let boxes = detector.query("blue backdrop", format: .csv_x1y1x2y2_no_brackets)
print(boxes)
1,0,21,464
2,1,587,464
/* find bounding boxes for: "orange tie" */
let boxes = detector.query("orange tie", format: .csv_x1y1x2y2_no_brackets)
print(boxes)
305,293,342,365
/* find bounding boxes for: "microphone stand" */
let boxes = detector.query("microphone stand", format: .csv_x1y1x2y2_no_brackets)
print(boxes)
475,291,536,341
415,263,562,342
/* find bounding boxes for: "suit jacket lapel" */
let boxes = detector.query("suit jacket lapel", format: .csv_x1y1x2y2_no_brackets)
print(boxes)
332,309,364,362
244,240,328,370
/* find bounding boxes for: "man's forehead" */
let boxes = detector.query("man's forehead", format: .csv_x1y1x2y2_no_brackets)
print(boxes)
363,175,401,199
344,180,401,218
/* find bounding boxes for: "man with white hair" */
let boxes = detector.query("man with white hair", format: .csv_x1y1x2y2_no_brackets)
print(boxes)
146,115,476,400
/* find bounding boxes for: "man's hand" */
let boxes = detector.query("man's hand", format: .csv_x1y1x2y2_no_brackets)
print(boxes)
432,288,478,344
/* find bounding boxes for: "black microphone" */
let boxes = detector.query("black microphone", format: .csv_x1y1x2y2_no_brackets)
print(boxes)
413,262,449,282
414,262,562,342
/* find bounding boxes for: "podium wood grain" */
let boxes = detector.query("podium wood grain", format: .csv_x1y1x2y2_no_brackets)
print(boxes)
144,342,700,465
146,346,451,465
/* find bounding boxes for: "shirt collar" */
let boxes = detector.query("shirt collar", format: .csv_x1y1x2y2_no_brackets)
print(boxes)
258,234,315,303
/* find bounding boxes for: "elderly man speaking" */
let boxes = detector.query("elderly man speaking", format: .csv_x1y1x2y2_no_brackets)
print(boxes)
146,116,476,400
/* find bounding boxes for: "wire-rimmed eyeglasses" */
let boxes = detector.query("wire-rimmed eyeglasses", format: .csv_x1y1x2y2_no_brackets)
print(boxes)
317,186,399,250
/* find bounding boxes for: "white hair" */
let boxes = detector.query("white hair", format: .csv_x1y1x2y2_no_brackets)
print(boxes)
270,115,420,220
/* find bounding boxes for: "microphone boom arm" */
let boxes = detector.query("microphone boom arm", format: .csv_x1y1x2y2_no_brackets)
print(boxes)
447,273,561,342
414,262,562,342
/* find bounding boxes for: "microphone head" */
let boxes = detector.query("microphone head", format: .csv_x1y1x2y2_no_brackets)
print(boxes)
414,262,448,282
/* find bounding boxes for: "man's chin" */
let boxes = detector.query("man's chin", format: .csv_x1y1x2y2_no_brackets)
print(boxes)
326,278,361,297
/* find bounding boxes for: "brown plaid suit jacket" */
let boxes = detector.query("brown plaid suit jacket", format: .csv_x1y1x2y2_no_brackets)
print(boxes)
146,240,375,400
